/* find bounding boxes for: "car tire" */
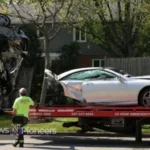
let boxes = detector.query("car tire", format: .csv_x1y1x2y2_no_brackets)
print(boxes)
139,88,150,106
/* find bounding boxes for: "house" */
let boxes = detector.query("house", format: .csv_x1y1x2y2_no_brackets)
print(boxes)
8,4,110,69
37,27,109,68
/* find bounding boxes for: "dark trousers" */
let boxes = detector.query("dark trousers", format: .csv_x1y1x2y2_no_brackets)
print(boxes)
12,116,28,147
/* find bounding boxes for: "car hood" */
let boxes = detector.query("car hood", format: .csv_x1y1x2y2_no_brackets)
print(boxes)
45,69,58,80
130,75,150,80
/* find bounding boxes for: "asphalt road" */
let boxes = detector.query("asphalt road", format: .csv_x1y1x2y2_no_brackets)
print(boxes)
1,135,150,150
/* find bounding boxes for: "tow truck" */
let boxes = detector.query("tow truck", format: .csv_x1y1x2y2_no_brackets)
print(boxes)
4,105,150,143
0,14,149,144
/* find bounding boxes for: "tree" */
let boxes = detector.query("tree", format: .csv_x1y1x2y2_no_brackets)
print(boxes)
19,25,42,66
134,1,150,56
64,0,150,57
22,25,44,102
58,42,80,71
51,42,80,74
7,0,73,105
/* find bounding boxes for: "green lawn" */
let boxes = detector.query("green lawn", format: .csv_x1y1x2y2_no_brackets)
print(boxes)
0,115,80,132
0,115,12,128
142,125,150,133
27,118,80,132
1,115,150,133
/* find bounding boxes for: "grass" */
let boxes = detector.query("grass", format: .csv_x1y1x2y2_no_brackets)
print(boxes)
1,115,150,133
0,115,12,128
0,115,80,132
27,117,80,132
142,125,150,133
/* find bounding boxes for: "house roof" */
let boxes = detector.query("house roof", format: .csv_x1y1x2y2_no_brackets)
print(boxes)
8,4,61,24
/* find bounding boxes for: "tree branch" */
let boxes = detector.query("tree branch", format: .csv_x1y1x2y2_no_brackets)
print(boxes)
11,3,26,24
93,0,124,54
46,8,56,34
54,0,65,15
117,0,123,22
38,0,47,29
49,27,61,41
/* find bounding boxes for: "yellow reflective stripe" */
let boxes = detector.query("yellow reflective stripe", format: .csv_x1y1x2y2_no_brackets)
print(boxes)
19,140,24,142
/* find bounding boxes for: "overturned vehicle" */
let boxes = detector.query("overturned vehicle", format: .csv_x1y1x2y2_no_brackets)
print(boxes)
0,14,28,108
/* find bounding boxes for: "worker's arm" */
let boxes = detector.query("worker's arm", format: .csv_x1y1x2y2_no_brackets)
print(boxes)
12,108,16,116
12,100,18,117
29,98,39,109
33,102,38,107
34,102,39,109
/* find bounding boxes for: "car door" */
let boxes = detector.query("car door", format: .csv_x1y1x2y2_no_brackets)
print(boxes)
59,69,100,102
82,70,130,105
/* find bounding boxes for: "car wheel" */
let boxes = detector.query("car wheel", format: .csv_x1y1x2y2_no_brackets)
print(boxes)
139,88,150,106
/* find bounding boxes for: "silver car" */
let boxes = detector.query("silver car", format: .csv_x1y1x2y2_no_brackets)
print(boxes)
45,67,150,106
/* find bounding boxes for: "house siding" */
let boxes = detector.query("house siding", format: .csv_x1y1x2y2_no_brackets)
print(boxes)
39,27,109,56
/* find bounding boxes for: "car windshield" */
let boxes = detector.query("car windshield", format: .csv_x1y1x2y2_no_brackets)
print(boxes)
63,69,117,80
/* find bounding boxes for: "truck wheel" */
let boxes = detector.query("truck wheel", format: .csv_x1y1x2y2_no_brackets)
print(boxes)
139,88,150,106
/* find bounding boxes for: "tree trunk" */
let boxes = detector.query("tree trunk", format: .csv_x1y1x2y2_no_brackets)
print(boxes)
40,37,50,106
40,76,48,106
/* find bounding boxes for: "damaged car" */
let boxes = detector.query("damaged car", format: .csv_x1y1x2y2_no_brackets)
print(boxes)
45,67,150,107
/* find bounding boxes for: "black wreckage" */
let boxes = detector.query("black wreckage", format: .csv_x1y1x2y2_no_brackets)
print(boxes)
0,14,28,108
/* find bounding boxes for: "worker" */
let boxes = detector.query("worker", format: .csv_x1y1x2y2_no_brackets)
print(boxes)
12,88,38,147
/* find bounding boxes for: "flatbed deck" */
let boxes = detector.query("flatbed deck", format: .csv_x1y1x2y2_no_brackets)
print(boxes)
4,105,150,143
5,106,150,118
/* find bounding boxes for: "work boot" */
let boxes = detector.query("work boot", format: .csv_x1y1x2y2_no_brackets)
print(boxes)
18,134,24,147
19,143,24,147
12,141,19,147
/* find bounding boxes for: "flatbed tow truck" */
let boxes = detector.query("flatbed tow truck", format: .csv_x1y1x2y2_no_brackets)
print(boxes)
3,105,150,143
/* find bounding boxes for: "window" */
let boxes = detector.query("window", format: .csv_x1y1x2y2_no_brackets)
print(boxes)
92,59,105,67
73,27,86,43
63,69,116,80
